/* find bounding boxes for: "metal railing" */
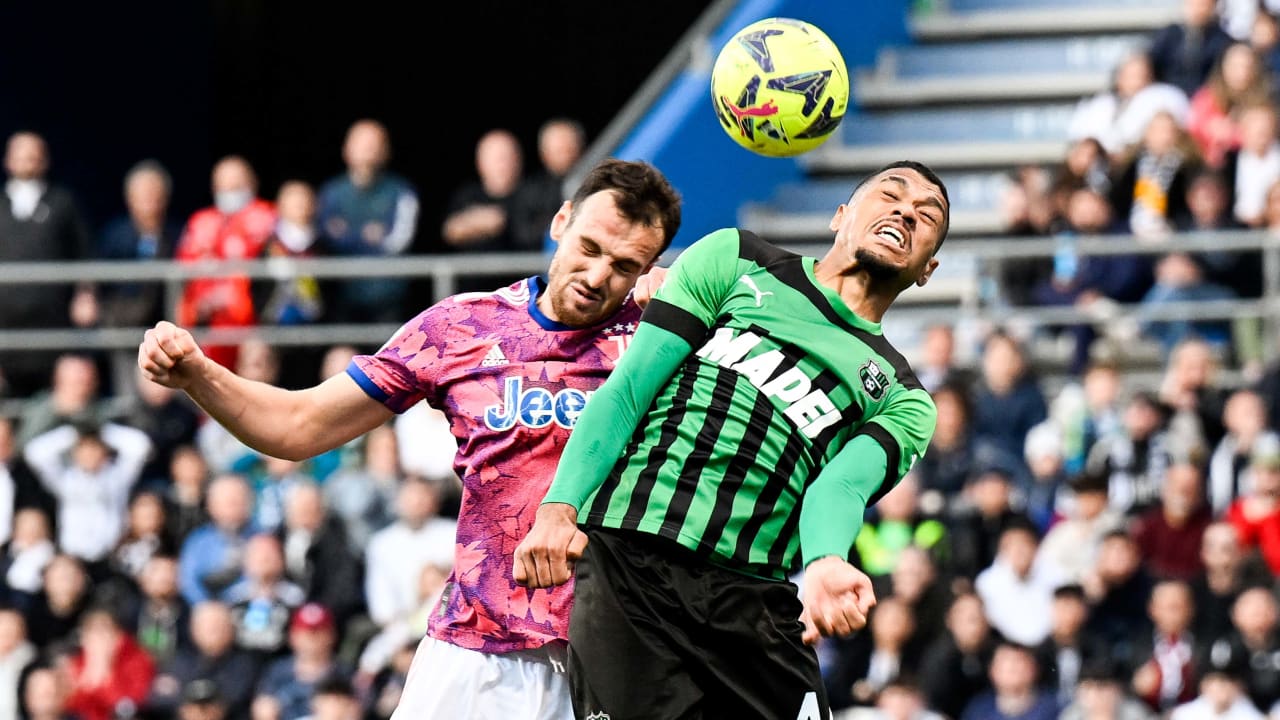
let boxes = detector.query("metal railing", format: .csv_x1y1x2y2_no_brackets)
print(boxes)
0,229,1275,363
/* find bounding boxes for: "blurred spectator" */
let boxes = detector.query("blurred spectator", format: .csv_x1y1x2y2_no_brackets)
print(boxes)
1225,434,1280,574
322,423,399,551
1083,530,1155,663
302,676,360,720
224,534,305,658
25,553,92,649
245,456,313,536
1110,110,1204,239
1052,360,1125,477
316,119,419,324
1169,641,1262,719
0,608,35,720
1209,586,1280,712
1060,659,1158,720
1044,139,1112,234
392,402,461,491
835,676,946,720
353,562,445,698
256,180,323,327
1221,0,1280,40
884,545,953,652
824,596,922,710
277,482,362,630
441,128,523,253
1190,522,1273,643
174,155,276,370
915,383,982,503
178,679,229,720
123,372,201,488
1137,252,1237,355
362,639,416,720
65,606,156,720
147,601,259,720
970,331,1048,473
1068,51,1191,159
96,159,181,396
1159,336,1228,451
1250,9,1280,76
915,323,975,393
1130,580,1200,712
975,520,1062,647
1022,421,1068,532
125,553,188,669
947,467,1034,581
24,421,152,571
178,474,257,606
1176,167,1243,231
164,445,211,545
1086,391,1176,516
21,665,75,720
250,603,352,720
1037,470,1125,585
17,353,108,448
0,131,93,399
0,415,52,547
1031,188,1154,374
510,117,586,251
918,592,997,720
1147,0,1234,95
117,490,175,572
1187,42,1272,168
1131,463,1213,581
1223,102,1280,228
854,476,948,580
0,507,55,609
1209,390,1274,514
959,641,1058,720
1034,584,1108,707
363,475,455,629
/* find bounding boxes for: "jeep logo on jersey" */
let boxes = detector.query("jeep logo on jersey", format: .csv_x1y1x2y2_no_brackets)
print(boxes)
859,359,890,400
484,377,589,431
696,327,840,439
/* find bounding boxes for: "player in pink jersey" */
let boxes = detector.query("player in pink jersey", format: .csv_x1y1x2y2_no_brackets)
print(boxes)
138,158,682,720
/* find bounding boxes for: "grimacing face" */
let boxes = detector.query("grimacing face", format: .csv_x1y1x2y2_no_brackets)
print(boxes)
542,190,665,327
828,168,946,291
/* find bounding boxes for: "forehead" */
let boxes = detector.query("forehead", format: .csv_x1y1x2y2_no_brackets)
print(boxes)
868,169,947,208
568,191,664,261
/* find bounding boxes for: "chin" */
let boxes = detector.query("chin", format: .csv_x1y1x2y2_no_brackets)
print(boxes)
854,248,904,281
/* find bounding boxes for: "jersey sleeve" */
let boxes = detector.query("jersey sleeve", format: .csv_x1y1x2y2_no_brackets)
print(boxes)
345,306,447,413
855,385,938,495
640,228,744,347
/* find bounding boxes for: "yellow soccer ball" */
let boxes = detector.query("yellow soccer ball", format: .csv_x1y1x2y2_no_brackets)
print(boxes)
711,17,849,158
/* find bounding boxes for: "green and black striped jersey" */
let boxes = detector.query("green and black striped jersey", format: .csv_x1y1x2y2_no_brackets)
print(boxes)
579,228,936,579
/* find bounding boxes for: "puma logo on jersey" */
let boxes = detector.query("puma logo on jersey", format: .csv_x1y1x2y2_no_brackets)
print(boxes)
738,275,774,307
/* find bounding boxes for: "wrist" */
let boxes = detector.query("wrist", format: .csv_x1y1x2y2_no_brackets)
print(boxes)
536,502,579,523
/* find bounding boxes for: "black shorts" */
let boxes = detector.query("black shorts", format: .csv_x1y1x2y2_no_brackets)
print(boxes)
567,528,830,720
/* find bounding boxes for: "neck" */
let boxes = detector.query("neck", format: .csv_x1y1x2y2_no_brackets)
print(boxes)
995,691,1033,715
349,168,376,188
812,253,898,323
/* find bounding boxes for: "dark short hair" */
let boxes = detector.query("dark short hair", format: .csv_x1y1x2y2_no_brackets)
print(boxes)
569,158,683,256
851,160,951,248
1053,583,1087,602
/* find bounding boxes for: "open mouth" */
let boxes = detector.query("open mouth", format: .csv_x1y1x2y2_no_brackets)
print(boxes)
873,223,908,251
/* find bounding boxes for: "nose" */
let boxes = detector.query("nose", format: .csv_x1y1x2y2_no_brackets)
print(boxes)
582,258,611,290
891,203,917,229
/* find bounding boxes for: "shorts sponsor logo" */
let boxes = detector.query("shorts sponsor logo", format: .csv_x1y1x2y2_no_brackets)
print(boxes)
586,713,611,720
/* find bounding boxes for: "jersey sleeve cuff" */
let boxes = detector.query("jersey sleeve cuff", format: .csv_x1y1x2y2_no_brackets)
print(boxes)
641,298,707,348
346,360,391,404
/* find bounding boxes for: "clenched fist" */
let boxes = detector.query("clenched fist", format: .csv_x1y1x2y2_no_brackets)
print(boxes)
138,321,207,390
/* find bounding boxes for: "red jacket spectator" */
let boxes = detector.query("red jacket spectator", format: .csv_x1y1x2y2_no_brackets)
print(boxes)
66,609,156,720
1224,435,1280,574
175,155,276,369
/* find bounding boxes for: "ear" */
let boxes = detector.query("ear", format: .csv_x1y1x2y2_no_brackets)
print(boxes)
828,204,847,233
547,201,573,244
915,257,940,287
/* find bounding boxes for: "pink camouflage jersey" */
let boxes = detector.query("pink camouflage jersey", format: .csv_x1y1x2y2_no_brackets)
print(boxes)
346,276,641,654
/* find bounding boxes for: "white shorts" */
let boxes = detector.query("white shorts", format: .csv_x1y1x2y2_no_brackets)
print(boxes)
391,636,574,720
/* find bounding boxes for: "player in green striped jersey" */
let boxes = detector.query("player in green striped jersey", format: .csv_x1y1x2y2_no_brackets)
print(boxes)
516,161,948,719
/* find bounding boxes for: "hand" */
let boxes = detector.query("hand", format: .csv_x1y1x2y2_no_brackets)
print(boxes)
513,503,588,588
138,321,208,390
632,266,669,309
799,556,876,645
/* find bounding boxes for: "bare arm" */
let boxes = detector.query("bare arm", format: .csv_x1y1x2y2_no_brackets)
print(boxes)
139,321,394,460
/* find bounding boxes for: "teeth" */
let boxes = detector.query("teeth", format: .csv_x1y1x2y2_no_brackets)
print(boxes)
876,226,905,248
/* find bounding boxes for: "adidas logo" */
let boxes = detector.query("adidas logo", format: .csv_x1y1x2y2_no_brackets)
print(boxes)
481,344,508,367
